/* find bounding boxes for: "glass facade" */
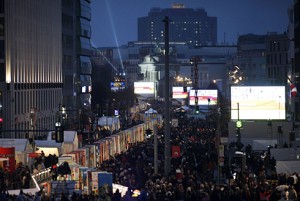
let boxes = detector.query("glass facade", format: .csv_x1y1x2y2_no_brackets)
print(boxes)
80,56,92,74
80,0,91,20
80,37,91,55
79,18,91,38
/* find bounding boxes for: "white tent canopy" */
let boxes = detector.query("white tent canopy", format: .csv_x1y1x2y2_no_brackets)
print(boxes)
145,108,158,114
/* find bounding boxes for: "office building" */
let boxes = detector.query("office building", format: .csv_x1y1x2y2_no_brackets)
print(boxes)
62,0,92,129
0,0,62,138
138,4,217,47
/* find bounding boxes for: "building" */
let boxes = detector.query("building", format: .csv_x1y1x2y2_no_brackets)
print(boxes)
0,0,62,139
138,4,217,47
61,0,92,129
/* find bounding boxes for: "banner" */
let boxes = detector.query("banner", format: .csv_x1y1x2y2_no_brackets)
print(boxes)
172,146,180,158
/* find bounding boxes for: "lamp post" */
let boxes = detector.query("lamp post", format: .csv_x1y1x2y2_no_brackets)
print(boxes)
163,16,171,176
78,109,82,132
29,108,37,149
190,56,201,114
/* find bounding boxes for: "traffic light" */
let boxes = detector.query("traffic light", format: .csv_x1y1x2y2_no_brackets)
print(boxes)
55,125,64,143
195,105,199,114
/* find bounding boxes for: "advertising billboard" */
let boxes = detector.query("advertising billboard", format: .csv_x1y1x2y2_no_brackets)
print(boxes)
110,82,125,92
134,82,155,94
231,86,286,120
189,89,218,105
172,86,191,99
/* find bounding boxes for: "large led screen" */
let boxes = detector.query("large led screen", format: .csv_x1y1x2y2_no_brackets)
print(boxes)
172,86,191,99
231,86,285,120
110,82,125,92
189,89,218,105
134,82,155,94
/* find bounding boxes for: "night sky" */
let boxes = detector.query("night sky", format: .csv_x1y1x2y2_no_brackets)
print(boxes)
91,0,293,48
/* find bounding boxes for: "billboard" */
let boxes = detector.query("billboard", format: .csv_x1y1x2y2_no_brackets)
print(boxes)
172,86,191,99
189,89,218,105
134,82,155,94
231,86,285,120
110,82,125,92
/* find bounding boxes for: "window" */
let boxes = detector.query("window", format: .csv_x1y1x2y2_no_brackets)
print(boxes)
0,0,4,13
0,63,4,82
0,18,4,36
80,0,91,20
79,18,91,38
62,0,73,9
62,34,73,49
62,14,73,30
80,37,91,55
80,56,91,74
0,40,4,59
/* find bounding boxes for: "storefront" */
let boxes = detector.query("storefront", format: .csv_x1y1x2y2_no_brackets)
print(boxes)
0,147,15,172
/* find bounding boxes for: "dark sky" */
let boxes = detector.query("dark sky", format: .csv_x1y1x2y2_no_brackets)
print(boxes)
90,0,293,47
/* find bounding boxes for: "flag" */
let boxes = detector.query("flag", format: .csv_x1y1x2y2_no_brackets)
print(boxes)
172,146,180,158
290,84,297,97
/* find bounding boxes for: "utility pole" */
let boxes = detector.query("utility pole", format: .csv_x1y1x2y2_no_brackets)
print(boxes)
154,125,158,174
190,56,201,114
236,102,242,150
163,16,171,176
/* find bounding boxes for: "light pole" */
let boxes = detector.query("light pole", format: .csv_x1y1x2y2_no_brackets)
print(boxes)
163,16,171,176
78,109,82,132
190,56,201,114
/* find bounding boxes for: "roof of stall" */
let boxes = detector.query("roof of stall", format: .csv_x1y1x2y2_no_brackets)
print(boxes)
0,139,29,152
35,140,61,148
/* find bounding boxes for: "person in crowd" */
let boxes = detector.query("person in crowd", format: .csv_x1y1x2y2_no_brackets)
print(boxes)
16,189,27,201
112,189,121,201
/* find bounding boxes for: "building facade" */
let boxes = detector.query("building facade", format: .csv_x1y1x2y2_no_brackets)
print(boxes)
138,4,217,47
62,0,92,129
0,0,62,138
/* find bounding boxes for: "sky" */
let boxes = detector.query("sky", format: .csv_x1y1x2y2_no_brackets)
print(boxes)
90,0,293,48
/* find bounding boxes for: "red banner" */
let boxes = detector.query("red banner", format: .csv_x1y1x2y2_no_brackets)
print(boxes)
172,146,180,158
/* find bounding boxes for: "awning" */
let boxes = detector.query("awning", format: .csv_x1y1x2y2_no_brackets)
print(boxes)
28,153,41,158
0,157,9,162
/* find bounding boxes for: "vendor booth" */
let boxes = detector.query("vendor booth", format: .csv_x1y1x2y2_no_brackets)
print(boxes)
98,116,120,131
35,140,61,156
0,139,33,169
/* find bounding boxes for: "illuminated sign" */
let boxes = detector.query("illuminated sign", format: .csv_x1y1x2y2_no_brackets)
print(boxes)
189,89,218,105
134,82,155,94
110,82,125,92
172,86,191,99
231,86,286,120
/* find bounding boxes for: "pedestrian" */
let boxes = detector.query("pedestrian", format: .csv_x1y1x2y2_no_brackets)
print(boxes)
16,189,27,201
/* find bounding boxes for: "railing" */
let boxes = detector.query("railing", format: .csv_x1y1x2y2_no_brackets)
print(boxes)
31,167,52,190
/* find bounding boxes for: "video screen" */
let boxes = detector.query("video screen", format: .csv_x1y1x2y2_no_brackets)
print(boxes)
110,82,125,92
172,86,191,99
231,86,286,120
134,82,155,94
189,89,218,105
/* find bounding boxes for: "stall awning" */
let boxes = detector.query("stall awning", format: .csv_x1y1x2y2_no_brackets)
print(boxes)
0,157,9,162
28,153,41,158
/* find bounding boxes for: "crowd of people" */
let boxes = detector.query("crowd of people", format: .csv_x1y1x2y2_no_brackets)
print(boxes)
1,110,300,200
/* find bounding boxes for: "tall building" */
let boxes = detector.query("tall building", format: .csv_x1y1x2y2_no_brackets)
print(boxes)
62,0,92,128
0,0,62,138
138,4,217,47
